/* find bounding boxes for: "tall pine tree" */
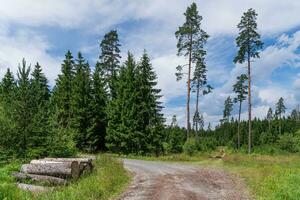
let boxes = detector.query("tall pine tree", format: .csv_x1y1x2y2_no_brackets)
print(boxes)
234,8,263,153
175,3,208,137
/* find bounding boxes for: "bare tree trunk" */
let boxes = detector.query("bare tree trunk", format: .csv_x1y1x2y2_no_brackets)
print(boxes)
237,100,242,149
247,53,252,154
195,80,200,142
186,33,193,139
268,120,271,132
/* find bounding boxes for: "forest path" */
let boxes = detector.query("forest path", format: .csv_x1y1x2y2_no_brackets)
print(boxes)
117,159,251,200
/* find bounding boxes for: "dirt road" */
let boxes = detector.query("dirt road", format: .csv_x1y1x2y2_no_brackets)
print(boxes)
118,159,250,200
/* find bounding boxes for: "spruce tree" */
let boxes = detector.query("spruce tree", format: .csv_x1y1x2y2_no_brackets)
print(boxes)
90,62,108,151
51,50,75,127
71,52,94,150
170,115,178,127
222,96,233,123
175,2,208,137
0,69,17,154
15,59,33,156
0,69,16,113
99,30,121,98
234,8,263,153
233,74,248,149
275,97,286,135
49,51,77,156
30,62,50,156
106,53,139,153
136,51,164,154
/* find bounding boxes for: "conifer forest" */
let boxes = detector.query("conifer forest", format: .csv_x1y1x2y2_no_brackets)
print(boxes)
1,1,300,200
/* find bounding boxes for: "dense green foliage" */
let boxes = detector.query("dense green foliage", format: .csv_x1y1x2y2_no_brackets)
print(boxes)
106,52,164,155
0,30,165,159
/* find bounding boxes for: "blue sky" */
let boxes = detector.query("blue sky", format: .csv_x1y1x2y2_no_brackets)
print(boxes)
0,0,300,127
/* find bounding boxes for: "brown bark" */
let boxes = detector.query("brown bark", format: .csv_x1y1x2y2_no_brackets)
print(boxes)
186,33,192,138
237,101,242,149
20,161,80,179
12,172,67,186
247,53,252,154
195,80,200,142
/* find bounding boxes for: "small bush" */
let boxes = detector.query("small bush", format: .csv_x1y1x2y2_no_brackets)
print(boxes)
259,131,275,145
277,133,300,153
197,137,217,152
183,138,197,156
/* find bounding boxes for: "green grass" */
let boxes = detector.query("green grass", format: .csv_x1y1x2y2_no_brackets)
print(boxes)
0,155,130,200
222,153,300,200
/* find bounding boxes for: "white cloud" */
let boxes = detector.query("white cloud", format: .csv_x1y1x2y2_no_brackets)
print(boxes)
1,0,300,129
1,0,300,35
152,54,186,103
0,29,60,85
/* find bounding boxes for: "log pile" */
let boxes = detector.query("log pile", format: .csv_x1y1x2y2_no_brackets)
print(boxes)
12,157,94,193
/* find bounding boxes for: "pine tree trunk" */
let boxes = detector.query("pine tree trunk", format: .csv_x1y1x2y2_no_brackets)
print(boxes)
247,53,252,154
238,101,242,149
186,33,193,139
195,80,200,142
268,120,271,132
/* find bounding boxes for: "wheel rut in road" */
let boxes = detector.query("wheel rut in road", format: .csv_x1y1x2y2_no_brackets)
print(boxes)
117,159,251,200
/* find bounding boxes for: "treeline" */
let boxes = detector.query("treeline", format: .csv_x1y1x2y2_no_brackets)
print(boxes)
165,107,300,155
0,30,165,159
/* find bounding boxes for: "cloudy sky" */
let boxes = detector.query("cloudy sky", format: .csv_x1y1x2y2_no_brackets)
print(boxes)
0,0,300,127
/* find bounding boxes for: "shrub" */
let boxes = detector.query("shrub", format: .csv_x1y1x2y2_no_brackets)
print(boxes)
183,138,197,156
277,133,300,153
259,131,275,145
197,137,217,152
165,127,186,153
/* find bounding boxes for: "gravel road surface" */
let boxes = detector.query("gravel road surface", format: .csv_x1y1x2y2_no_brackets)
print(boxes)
117,159,250,200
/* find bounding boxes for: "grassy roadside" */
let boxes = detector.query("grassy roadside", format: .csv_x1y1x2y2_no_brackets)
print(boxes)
222,153,300,200
0,155,130,200
112,152,300,200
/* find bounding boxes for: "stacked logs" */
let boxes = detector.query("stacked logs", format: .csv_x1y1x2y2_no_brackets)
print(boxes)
12,157,94,193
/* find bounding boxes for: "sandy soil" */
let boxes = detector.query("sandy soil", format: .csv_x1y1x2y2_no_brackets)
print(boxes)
117,159,251,200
